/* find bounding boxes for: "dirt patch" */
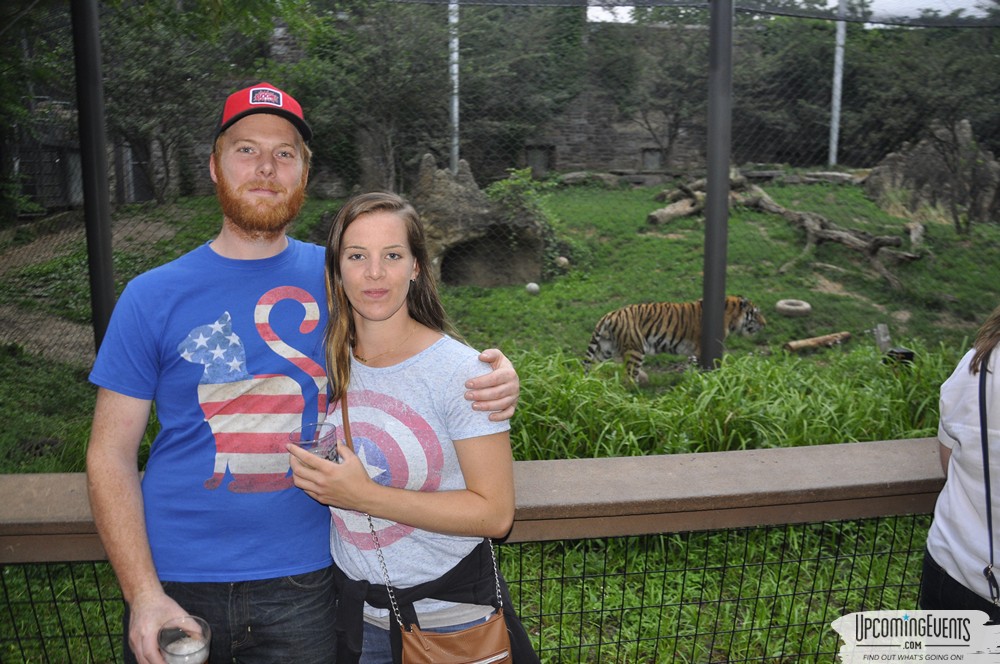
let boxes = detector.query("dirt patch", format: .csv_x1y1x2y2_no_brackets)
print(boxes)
0,305,95,367
811,273,888,313
0,220,177,276
0,219,179,366
812,272,847,294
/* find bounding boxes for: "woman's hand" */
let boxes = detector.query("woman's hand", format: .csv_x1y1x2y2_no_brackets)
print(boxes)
287,442,373,510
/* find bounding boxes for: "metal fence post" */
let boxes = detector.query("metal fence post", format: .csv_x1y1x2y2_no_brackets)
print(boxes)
701,0,734,371
71,0,115,351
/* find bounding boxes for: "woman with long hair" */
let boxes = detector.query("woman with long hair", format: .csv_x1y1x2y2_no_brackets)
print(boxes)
288,191,537,662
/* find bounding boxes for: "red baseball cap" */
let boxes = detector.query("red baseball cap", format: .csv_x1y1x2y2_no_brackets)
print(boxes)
214,82,312,143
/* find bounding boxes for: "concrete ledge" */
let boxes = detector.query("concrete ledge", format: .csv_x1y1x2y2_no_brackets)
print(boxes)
0,438,944,562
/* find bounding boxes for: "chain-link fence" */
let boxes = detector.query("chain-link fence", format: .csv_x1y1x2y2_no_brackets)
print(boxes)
2,1,997,661
2,1,998,367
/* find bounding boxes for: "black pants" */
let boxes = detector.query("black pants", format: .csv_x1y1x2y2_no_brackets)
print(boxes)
920,548,1000,624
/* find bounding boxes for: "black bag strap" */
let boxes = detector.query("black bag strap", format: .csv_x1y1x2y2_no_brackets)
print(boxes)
979,348,1000,605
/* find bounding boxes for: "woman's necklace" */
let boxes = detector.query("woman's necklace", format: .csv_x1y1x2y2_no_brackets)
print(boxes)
353,322,416,365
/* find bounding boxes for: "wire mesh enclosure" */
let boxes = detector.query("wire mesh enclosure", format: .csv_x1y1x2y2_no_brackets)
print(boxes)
0,1,993,661
2,0,999,363
1,515,929,663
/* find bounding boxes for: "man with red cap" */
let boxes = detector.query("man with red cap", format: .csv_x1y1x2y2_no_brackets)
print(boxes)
86,82,520,664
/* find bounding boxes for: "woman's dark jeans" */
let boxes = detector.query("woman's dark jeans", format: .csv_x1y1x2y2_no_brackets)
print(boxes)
920,548,1000,624
123,566,337,663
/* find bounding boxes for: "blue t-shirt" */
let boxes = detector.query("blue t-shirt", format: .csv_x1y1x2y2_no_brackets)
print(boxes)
89,238,333,582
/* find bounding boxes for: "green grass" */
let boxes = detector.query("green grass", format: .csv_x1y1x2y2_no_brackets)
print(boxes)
0,344,97,473
508,341,951,460
498,515,927,661
446,181,997,360
1,180,988,471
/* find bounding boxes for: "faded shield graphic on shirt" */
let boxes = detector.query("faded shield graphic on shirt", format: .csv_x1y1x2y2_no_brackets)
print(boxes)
330,389,442,547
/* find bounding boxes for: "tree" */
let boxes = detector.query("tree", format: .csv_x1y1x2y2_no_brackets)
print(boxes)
283,1,451,192
457,5,587,182
0,0,75,222
851,23,1000,232
99,0,280,203
731,13,841,167
283,2,587,191
587,8,710,171
630,8,710,169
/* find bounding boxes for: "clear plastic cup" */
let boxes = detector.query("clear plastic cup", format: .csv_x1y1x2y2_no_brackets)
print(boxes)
289,421,340,462
158,615,210,664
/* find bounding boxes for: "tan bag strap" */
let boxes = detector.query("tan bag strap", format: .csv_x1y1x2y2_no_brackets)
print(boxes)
340,395,353,452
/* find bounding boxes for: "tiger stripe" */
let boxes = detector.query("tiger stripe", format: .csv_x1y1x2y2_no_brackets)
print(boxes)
583,295,766,383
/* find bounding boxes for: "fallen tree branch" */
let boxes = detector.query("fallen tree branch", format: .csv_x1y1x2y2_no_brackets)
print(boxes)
737,187,915,289
649,178,923,290
784,331,852,352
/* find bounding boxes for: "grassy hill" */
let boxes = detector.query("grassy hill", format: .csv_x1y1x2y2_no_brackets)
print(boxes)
448,181,996,361
2,178,998,471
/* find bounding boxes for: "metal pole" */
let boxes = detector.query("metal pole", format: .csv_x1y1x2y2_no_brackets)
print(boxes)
449,1,460,174
829,0,846,166
701,0,734,371
71,0,115,352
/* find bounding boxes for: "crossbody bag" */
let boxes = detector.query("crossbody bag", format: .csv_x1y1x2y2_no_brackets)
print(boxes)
340,397,512,664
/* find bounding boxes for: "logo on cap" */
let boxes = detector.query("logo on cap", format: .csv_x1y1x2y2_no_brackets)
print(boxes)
215,82,311,143
249,87,282,108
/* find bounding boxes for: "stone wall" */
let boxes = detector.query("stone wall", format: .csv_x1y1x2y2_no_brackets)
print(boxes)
524,88,706,185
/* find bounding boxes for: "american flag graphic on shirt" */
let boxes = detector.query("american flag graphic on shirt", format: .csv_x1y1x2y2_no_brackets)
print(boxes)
178,286,328,493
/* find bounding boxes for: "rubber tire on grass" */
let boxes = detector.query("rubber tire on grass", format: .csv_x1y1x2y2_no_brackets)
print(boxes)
776,299,812,317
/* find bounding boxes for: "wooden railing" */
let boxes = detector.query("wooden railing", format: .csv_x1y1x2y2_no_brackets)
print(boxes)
0,437,944,563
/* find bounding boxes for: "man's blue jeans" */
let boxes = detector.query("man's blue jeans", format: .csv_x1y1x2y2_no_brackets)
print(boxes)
123,566,338,663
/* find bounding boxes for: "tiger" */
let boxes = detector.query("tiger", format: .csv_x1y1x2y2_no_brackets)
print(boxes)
583,295,766,384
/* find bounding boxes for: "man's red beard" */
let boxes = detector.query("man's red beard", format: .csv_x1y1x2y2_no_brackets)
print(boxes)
215,167,307,240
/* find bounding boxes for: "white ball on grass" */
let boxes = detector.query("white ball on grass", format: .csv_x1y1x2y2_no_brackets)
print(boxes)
525,282,540,295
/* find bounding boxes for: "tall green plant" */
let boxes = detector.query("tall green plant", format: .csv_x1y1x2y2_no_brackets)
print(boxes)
509,343,952,462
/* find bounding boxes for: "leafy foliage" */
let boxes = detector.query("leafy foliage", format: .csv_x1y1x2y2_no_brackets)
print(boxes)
484,168,575,280
0,0,75,224
730,12,1000,169
280,1,451,191
598,7,710,165
279,2,590,190
0,343,96,473
100,0,279,202
509,343,951,461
